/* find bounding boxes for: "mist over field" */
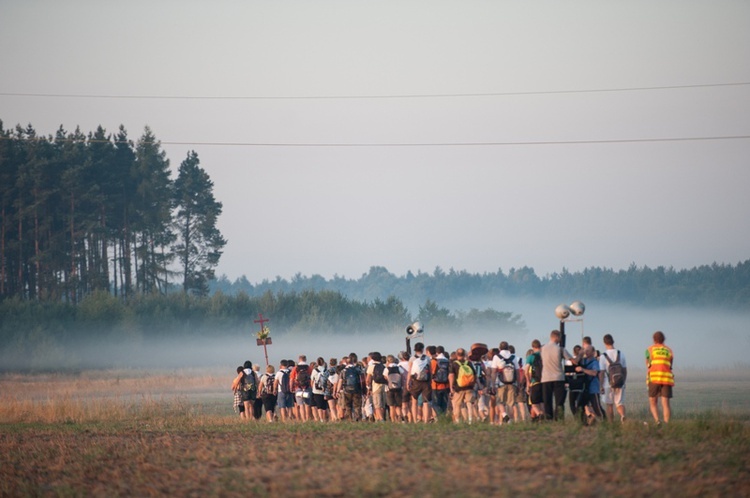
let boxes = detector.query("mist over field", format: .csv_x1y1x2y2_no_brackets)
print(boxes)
4,297,747,373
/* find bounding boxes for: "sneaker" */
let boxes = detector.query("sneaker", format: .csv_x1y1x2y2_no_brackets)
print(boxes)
502,414,510,424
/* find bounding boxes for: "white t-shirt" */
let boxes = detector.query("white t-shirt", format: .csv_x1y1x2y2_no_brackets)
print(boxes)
274,369,288,394
491,351,520,385
310,365,325,395
366,361,386,393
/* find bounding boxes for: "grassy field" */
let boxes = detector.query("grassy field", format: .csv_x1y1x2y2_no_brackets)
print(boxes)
1,369,749,497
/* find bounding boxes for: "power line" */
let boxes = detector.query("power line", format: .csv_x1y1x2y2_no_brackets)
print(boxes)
2,134,749,147
1,82,749,101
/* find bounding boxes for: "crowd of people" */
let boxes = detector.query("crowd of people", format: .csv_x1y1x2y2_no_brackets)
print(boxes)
231,331,675,425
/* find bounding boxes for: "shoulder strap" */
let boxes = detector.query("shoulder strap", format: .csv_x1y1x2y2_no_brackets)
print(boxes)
603,352,612,365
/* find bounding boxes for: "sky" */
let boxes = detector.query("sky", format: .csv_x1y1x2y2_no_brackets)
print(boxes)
2,1,749,284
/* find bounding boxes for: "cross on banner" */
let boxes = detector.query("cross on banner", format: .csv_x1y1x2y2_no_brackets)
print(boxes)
254,313,271,367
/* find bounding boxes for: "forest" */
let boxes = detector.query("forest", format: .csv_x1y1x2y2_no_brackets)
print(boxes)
0,120,225,302
213,260,750,310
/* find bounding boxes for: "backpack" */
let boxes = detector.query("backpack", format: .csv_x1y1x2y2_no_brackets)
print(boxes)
295,364,311,390
603,350,626,389
372,363,388,384
344,366,362,394
529,352,542,383
500,355,517,385
387,365,403,390
243,370,258,393
433,358,450,385
456,360,476,388
414,355,431,382
280,369,291,394
472,361,486,389
314,366,329,391
261,373,275,396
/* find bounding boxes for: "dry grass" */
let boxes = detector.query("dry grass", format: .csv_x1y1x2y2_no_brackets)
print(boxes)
1,369,749,497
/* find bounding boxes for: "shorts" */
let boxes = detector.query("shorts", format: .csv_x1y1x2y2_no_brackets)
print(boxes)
296,390,313,406
648,382,673,399
277,392,294,409
386,389,403,407
529,384,543,405
237,403,245,413
409,379,432,403
262,394,277,412
313,393,328,410
402,390,413,405
452,389,476,409
241,390,256,403
603,385,626,406
497,384,518,405
371,388,387,410
517,386,528,404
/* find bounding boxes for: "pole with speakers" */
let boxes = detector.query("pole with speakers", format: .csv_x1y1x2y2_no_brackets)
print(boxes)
405,321,423,356
554,301,586,348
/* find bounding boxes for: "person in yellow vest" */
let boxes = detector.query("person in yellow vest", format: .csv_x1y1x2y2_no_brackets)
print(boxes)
645,331,674,424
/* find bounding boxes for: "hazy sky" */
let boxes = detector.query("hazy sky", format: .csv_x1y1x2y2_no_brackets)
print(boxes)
2,1,749,283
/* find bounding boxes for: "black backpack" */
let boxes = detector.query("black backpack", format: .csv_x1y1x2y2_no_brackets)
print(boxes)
603,350,626,388
530,352,542,383
372,363,388,384
344,366,362,394
280,369,291,394
433,358,450,385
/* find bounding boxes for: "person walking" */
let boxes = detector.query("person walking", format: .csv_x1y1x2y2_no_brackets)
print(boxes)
600,334,628,423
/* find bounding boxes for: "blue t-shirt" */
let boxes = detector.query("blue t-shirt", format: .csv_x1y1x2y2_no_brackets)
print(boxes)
582,357,600,394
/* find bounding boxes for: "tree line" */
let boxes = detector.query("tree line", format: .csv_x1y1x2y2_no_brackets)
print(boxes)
0,120,226,301
0,289,526,370
212,261,750,309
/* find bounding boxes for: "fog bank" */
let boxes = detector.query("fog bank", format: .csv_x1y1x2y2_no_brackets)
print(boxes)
2,298,747,372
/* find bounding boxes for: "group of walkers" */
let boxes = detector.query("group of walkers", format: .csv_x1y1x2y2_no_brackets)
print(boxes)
231,330,675,425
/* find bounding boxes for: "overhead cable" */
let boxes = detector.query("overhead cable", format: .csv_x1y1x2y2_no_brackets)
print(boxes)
1,82,749,101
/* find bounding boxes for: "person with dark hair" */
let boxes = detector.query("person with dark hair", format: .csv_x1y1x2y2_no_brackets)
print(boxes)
337,353,365,421
290,355,312,422
366,352,387,421
407,342,433,423
491,341,518,424
398,352,414,422
231,366,246,418
274,359,293,422
325,358,340,421
259,364,277,422
310,357,329,422
541,330,574,421
429,345,450,417
239,360,258,421
449,347,476,423
646,331,674,424
600,333,628,422
525,340,544,421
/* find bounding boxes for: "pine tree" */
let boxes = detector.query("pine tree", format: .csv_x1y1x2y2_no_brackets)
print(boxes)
172,151,226,296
